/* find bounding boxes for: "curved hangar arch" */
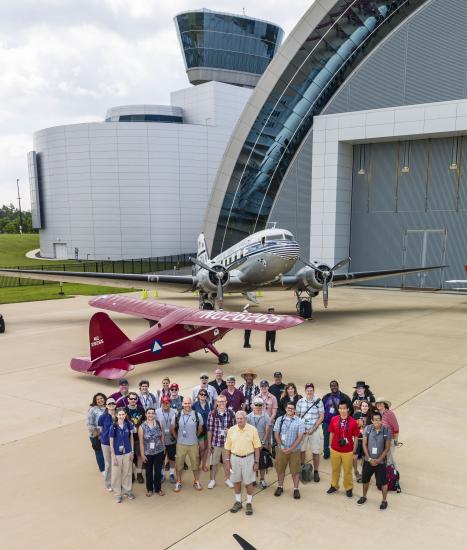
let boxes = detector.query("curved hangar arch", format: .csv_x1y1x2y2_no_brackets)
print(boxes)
204,0,429,255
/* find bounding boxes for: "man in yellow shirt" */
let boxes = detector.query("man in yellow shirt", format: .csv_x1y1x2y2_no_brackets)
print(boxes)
225,410,261,515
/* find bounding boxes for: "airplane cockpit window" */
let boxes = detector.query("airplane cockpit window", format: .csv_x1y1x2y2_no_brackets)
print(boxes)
284,234,294,241
266,233,283,241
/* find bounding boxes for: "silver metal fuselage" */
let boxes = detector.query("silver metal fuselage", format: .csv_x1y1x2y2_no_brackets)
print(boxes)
211,228,300,291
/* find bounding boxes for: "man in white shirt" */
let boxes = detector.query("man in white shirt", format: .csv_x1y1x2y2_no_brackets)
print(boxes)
296,383,324,482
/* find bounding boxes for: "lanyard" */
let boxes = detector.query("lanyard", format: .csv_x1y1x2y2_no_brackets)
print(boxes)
163,412,171,427
182,413,191,428
281,417,294,437
141,393,151,408
339,418,349,439
217,411,227,429
253,415,263,429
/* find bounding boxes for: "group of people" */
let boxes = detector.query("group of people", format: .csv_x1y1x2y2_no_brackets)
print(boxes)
86,370,400,512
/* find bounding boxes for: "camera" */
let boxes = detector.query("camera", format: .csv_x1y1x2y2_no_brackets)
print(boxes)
338,438,348,447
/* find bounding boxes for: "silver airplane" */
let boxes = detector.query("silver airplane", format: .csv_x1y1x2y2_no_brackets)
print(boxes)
0,227,445,318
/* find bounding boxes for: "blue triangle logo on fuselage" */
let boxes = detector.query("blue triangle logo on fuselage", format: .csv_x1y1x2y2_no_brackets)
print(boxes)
152,340,163,353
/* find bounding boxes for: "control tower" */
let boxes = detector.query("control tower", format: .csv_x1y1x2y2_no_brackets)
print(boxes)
174,8,284,88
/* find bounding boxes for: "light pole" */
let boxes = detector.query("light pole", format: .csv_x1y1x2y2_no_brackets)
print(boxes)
16,178,23,234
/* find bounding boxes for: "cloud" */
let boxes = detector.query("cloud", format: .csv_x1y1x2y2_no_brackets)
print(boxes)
0,0,311,208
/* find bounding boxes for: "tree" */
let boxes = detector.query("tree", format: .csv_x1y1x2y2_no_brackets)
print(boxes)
0,204,36,233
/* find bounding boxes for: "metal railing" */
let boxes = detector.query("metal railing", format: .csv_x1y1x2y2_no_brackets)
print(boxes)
0,253,195,288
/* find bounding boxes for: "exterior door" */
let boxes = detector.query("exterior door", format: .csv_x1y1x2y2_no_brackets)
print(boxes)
402,230,446,289
53,243,68,260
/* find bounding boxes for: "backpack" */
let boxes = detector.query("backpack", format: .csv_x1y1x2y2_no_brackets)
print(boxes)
382,464,401,492
175,410,200,434
300,463,313,483
259,447,273,470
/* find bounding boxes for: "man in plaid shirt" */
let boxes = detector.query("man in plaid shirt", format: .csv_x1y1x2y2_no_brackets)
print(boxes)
207,394,236,489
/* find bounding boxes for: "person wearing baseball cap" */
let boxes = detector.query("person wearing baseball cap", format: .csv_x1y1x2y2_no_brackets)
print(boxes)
99,397,118,491
156,396,177,483
220,376,245,412
109,378,129,402
269,371,286,403
169,383,183,412
192,373,217,406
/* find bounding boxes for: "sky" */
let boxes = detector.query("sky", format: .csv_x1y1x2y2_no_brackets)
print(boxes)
0,0,312,210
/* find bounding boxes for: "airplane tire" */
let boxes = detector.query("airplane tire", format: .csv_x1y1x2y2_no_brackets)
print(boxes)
298,300,312,319
202,302,214,310
0,314,5,333
218,352,229,365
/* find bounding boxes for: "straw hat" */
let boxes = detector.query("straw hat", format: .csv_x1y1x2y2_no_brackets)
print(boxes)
375,396,392,408
240,368,258,380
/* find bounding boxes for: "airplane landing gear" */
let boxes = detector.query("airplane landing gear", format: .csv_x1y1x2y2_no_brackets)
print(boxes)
199,293,215,310
295,290,316,319
205,343,229,364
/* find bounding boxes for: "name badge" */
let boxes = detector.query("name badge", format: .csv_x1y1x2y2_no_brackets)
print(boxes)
329,407,335,414
164,428,170,434
220,429,225,437
150,441,155,450
119,445,124,453
371,447,378,455
182,430,187,437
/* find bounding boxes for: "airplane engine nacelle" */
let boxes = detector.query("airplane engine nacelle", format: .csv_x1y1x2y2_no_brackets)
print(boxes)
197,265,230,293
297,264,333,290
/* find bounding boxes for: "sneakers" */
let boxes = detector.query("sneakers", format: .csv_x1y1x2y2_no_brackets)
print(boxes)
293,489,301,499
260,479,268,489
225,479,234,488
173,482,182,493
106,485,113,492
161,473,166,483
314,471,320,482
357,496,367,505
274,487,283,497
230,501,243,513
346,489,353,498
136,473,144,484
193,480,203,491
243,344,251,348
245,503,253,515
380,500,388,510
126,492,136,500
116,495,122,503
208,479,216,489
327,486,337,494
170,473,176,484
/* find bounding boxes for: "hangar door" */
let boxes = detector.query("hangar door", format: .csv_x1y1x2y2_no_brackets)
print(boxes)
402,229,446,289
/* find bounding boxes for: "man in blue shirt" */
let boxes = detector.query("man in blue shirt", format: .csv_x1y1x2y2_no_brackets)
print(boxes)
322,380,352,459
273,403,305,499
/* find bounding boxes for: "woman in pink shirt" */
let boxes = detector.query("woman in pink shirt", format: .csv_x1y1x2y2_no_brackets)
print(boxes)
375,397,399,466
258,380,278,423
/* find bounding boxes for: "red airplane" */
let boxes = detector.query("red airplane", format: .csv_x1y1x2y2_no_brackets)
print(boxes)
72,295,303,379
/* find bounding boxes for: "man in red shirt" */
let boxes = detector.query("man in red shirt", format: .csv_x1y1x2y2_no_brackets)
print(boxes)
327,401,360,497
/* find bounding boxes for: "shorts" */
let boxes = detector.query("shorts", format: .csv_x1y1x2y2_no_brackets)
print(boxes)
175,443,199,472
198,433,208,443
301,430,322,454
211,446,226,466
362,461,387,486
275,448,301,476
230,453,256,485
165,443,176,462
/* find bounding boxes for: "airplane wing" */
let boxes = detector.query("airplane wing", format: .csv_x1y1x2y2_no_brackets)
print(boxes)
263,265,446,290
90,294,303,330
0,268,196,291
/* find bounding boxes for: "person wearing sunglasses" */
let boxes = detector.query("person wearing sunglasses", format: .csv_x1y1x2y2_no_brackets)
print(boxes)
193,389,213,472
138,407,165,497
247,397,272,488
169,383,183,412
98,397,117,491
125,392,146,484
192,373,217,406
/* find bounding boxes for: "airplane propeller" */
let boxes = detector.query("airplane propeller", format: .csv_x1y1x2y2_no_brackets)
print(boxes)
300,257,351,308
190,257,234,310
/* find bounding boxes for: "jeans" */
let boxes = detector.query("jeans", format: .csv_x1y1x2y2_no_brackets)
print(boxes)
145,451,165,493
322,423,330,458
90,437,105,472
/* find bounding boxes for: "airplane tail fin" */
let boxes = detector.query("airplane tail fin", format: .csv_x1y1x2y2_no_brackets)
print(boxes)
89,312,130,360
196,233,210,265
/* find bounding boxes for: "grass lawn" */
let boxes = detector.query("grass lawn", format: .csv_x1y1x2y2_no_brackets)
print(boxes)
0,233,76,267
0,283,132,304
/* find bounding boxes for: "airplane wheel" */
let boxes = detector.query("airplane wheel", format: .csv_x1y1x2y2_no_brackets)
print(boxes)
298,300,312,319
202,302,214,310
0,314,5,334
218,352,229,365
